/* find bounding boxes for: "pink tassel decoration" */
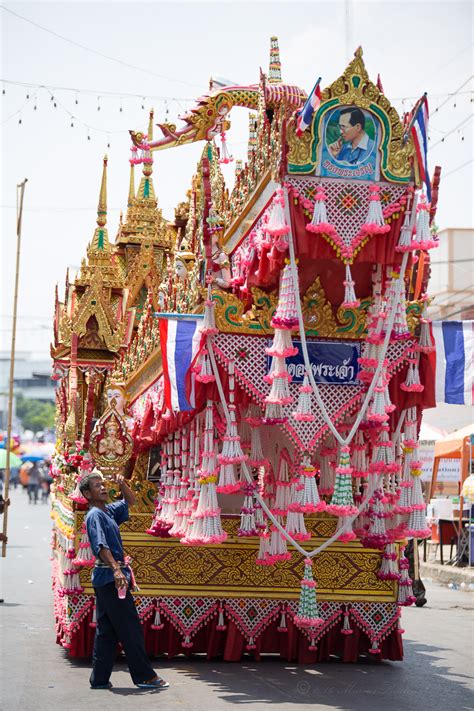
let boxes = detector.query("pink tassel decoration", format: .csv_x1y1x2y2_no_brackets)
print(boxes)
271,262,299,330
266,327,298,357
352,431,368,478
151,602,164,630
182,402,227,545
285,509,311,541
293,374,315,422
367,374,390,424
361,488,389,550
369,427,400,475
61,560,84,596
264,357,292,419
327,446,358,517
397,548,416,606
265,188,290,251
377,543,400,580
306,186,335,236
195,348,215,383
248,421,266,467
238,483,259,537
259,516,291,565
256,529,272,565
289,456,325,514
341,605,353,635
406,458,431,538
277,604,288,633
413,194,436,250
272,452,292,516
401,351,424,392
318,443,336,496
417,298,435,353
201,284,218,336
396,195,416,252
342,263,360,308
294,558,323,628
73,524,95,568
360,184,390,236
219,131,233,164
217,362,247,493
391,299,411,341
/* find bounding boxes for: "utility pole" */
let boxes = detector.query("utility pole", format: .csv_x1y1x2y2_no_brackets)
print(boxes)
2,179,27,557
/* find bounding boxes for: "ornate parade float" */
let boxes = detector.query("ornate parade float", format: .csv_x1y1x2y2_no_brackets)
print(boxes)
50,40,439,662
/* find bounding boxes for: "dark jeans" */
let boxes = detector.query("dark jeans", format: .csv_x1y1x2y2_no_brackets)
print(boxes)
91,582,156,686
27,483,39,503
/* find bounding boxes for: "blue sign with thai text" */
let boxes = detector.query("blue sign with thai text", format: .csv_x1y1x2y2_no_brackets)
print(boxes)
266,339,361,385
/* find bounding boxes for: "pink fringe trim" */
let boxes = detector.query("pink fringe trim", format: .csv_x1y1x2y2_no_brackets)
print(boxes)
326,504,358,517
294,615,323,628
293,413,315,422
216,483,242,494
400,383,424,392
338,531,357,542
306,222,336,236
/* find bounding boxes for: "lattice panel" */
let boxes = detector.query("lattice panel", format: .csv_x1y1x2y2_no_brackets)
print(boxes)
350,601,400,642
287,176,408,249
214,333,413,452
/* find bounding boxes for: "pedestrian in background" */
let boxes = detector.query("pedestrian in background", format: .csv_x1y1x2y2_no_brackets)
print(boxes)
27,461,41,504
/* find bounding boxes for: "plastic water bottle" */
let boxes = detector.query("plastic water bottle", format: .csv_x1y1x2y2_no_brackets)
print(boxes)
118,584,127,599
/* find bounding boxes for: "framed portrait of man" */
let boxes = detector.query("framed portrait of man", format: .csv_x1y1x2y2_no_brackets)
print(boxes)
318,105,381,181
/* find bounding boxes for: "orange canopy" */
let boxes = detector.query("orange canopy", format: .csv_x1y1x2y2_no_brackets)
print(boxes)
430,424,474,500
434,424,474,459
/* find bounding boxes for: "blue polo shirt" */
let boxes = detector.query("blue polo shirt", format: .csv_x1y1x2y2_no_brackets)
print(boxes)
85,500,131,588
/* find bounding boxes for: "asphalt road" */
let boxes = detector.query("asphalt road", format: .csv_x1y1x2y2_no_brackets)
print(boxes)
1,487,473,711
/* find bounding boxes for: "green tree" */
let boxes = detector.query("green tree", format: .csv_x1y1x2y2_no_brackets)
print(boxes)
15,393,55,432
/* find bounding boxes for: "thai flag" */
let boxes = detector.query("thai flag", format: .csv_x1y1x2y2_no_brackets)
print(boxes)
433,321,474,405
410,95,432,202
159,317,203,412
296,78,322,137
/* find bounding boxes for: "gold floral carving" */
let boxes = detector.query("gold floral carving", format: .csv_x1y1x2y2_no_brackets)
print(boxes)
79,531,395,602
211,281,422,340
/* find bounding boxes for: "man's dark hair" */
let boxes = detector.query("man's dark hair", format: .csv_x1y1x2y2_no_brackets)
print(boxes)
78,470,103,496
340,106,365,129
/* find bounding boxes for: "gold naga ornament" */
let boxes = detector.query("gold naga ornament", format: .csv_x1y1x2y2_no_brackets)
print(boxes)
89,382,133,476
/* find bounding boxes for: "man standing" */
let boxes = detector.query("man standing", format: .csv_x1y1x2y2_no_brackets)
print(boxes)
79,470,169,691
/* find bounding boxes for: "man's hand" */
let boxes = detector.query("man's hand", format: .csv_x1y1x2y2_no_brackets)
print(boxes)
328,137,343,158
113,474,136,506
113,567,128,592
0,533,8,543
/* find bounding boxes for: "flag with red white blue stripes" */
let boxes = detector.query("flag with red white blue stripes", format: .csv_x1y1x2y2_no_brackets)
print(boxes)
296,78,322,137
410,95,432,202
433,320,474,405
159,316,203,412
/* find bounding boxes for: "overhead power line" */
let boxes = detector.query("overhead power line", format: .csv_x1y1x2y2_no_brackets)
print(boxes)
1,79,194,102
1,6,203,89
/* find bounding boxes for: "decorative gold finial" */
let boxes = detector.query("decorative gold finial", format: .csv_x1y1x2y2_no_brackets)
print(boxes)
148,108,154,142
128,160,135,207
97,155,108,228
268,36,282,84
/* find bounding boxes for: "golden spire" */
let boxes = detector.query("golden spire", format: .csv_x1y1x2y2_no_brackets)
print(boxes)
87,155,112,256
97,154,108,228
128,160,135,207
148,108,154,142
268,36,282,84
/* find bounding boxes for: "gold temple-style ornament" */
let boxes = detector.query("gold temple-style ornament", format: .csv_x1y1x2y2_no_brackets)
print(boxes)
287,48,415,183
89,407,133,477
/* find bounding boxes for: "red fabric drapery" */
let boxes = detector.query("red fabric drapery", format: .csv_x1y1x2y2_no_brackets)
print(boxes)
59,606,403,663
